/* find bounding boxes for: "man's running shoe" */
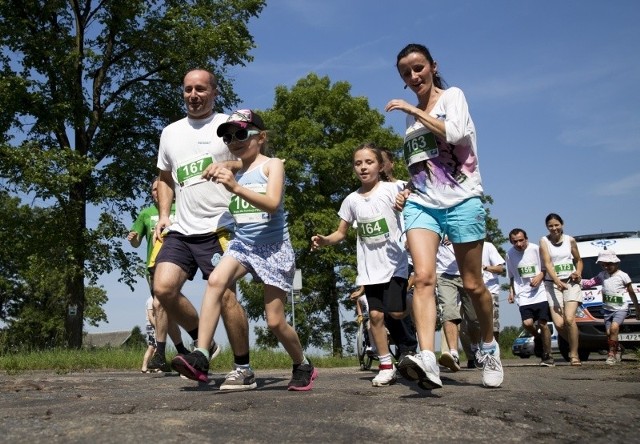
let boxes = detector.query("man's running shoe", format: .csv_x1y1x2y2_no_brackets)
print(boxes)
288,363,318,391
397,353,442,390
438,351,461,372
220,367,257,391
477,343,503,388
372,364,396,387
171,350,210,383
147,352,171,373
540,354,555,367
473,348,485,369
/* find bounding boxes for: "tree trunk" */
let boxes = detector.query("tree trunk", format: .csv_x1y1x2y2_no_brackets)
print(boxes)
329,284,343,357
64,180,87,349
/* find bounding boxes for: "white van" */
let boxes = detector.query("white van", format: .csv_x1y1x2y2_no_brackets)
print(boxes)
558,232,640,361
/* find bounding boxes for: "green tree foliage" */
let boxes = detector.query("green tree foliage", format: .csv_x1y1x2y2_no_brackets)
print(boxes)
482,194,507,257
498,325,521,355
126,325,147,349
238,74,507,356
0,0,265,347
0,191,107,351
239,74,403,356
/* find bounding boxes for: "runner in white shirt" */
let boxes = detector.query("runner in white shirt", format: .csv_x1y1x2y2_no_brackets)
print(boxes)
506,228,554,366
312,143,408,388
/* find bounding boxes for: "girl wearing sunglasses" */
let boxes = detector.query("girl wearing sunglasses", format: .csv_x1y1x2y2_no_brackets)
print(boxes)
172,109,317,391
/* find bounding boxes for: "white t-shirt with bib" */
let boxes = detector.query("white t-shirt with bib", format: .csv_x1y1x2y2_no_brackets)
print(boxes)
584,270,633,311
403,87,483,209
506,243,548,306
157,113,236,235
338,181,408,285
482,241,505,294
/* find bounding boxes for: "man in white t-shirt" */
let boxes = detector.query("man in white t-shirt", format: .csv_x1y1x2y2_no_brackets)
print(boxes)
436,237,480,372
506,228,554,367
482,240,506,342
150,69,253,390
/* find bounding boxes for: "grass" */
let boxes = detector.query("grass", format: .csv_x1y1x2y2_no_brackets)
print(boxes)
2,345,634,375
0,346,360,374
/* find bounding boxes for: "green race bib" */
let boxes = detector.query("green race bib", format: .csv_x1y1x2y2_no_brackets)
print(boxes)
177,153,214,187
357,216,390,245
403,127,439,167
603,294,625,307
518,265,537,278
554,262,574,275
229,184,270,224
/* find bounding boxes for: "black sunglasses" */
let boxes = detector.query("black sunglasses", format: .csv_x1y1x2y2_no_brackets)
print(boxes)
222,129,260,144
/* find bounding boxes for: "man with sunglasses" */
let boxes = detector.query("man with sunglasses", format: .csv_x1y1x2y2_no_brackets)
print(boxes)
150,69,255,390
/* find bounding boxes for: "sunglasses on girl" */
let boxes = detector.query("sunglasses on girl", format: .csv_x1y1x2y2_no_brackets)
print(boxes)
221,129,260,144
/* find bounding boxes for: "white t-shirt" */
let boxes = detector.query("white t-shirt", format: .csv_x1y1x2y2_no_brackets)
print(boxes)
482,242,505,294
338,181,408,285
145,296,153,328
404,87,483,209
506,243,548,306
584,270,633,311
436,242,459,276
157,113,236,235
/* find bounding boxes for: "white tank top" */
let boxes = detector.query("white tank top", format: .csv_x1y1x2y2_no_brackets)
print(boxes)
542,234,575,279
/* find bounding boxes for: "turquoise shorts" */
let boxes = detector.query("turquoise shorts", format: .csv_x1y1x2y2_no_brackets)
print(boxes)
403,197,486,243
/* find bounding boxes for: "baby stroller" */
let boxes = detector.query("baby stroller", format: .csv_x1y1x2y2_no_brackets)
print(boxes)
356,314,396,370
356,314,376,370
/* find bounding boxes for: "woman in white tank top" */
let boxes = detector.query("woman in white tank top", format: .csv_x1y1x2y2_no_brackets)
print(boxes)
539,213,583,366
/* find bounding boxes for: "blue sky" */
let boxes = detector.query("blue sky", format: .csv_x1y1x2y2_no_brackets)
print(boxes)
91,0,640,349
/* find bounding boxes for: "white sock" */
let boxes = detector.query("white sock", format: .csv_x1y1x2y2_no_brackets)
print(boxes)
482,340,497,351
379,353,392,366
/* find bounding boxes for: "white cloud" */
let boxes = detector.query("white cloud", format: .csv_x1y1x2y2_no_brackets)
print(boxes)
558,122,640,153
595,172,640,196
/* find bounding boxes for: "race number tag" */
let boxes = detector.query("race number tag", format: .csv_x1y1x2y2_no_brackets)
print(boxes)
177,153,214,187
603,293,625,308
229,184,271,224
518,265,537,278
403,127,439,167
357,215,390,245
554,263,574,275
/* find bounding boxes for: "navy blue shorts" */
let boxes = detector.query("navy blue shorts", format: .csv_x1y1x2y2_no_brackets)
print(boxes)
518,301,551,323
155,230,231,280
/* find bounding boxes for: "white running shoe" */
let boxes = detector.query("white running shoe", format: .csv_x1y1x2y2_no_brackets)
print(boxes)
397,353,442,390
438,351,461,372
478,343,504,388
372,365,397,387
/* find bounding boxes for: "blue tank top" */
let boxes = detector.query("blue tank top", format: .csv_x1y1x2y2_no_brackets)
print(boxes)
228,159,289,245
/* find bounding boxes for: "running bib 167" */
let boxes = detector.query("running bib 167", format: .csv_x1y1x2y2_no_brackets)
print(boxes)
177,152,214,187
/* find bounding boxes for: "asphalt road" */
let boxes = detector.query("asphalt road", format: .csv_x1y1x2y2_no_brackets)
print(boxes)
1,357,638,443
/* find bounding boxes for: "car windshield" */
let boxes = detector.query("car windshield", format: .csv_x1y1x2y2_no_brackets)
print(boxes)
582,253,640,283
